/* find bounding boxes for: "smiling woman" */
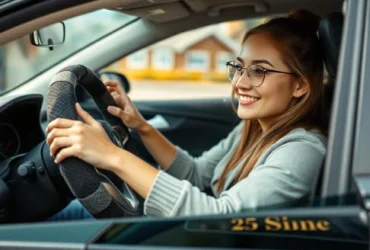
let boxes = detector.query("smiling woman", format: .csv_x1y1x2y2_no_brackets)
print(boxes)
217,9,326,194
0,9,136,95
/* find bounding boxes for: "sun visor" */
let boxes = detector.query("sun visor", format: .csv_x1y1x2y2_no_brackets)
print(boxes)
115,2,190,23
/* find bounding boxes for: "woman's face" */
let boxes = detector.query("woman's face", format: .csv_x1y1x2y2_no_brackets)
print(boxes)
232,33,304,131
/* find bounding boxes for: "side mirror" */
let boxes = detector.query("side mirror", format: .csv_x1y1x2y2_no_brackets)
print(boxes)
98,71,131,94
29,22,66,48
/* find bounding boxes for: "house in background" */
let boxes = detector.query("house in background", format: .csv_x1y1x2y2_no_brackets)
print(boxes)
111,24,241,82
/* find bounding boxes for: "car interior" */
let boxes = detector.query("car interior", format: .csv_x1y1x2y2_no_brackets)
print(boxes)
0,0,346,224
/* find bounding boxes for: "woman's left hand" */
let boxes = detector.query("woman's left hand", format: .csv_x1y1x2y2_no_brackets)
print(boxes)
46,103,120,170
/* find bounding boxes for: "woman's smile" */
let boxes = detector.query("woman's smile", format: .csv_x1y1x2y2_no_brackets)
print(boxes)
238,94,260,106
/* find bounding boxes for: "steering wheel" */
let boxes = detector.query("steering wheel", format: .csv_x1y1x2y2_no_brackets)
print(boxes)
47,65,141,218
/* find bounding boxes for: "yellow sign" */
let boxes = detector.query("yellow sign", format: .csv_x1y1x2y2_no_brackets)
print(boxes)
231,216,330,232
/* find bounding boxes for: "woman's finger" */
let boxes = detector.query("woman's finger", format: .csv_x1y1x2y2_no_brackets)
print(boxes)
104,80,132,110
54,145,80,164
113,82,127,96
107,106,126,119
46,128,73,145
103,80,120,88
75,103,98,126
105,81,130,102
107,106,132,125
106,86,116,93
49,137,74,157
111,91,119,99
113,95,123,107
47,118,80,133
106,86,119,101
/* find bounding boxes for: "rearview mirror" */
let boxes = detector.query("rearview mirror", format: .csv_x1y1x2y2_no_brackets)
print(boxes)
29,22,65,48
98,71,131,94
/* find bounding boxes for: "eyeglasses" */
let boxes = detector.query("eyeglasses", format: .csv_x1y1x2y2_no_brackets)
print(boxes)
226,61,296,87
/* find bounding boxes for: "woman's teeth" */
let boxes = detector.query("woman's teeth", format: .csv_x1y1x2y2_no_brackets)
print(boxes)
240,95,259,103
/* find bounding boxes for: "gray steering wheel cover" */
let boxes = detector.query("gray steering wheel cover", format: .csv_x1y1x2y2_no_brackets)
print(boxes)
79,183,113,215
50,71,77,87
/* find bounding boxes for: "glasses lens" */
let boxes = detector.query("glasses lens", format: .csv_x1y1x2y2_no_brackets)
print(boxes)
227,61,240,82
248,65,266,86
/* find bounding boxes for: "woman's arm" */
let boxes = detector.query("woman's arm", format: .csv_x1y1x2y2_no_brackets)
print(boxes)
135,123,177,170
110,136,326,217
110,148,158,199
104,80,177,170
108,121,244,198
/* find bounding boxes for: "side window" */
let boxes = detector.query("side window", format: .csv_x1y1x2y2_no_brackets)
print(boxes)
0,10,135,95
103,18,269,100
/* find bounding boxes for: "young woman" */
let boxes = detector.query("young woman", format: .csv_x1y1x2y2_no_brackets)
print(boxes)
46,9,327,219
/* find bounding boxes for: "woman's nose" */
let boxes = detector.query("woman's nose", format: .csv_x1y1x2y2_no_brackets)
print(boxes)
235,71,253,89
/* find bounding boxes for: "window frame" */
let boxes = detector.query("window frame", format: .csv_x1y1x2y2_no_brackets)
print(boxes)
320,0,366,202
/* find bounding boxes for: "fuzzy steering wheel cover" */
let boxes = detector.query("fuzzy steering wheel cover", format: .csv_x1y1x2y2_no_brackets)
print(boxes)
47,65,140,218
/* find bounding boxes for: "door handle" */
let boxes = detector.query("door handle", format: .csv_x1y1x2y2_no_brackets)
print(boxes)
147,114,170,129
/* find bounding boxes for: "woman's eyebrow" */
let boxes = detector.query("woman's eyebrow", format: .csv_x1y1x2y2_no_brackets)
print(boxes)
236,57,244,64
251,59,274,68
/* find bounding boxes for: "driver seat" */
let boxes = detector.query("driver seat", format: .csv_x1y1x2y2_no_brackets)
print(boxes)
319,12,344,119
311,12,344,200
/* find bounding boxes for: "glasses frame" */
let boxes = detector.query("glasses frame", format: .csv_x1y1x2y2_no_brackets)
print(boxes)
226,61,297,87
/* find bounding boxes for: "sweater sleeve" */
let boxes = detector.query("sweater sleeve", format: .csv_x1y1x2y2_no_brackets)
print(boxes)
164,122,243,191
144,138,326,218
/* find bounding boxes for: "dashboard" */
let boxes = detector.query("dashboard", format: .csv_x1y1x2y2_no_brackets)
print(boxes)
0,94,45,162
0,123,21,161
0,94,72,222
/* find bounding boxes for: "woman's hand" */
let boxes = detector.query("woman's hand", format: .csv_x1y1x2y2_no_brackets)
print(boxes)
46,103,120,171
104,80,151,134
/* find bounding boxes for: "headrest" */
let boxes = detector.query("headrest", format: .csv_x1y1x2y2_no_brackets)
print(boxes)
318,12,344,78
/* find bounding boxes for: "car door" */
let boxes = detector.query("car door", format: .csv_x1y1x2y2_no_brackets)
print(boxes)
350,0,370,247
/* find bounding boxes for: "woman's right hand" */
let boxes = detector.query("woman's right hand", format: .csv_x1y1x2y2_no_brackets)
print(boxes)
104,80,150,134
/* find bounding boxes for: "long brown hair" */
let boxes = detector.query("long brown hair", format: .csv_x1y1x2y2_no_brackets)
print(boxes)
216,9,327,194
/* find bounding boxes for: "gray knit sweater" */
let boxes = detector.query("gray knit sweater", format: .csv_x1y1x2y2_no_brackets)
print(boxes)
144,122,327,217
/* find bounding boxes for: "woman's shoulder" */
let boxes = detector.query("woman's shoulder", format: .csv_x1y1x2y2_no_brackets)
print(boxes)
257,128,327,167
274,127,327,154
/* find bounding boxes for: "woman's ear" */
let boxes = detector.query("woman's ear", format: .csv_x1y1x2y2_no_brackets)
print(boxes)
294,77,310,98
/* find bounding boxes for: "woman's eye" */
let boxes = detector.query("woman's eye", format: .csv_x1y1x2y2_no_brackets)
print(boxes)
253,68,265,75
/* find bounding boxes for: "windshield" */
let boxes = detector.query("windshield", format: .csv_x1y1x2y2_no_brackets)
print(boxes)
0,9,136,95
